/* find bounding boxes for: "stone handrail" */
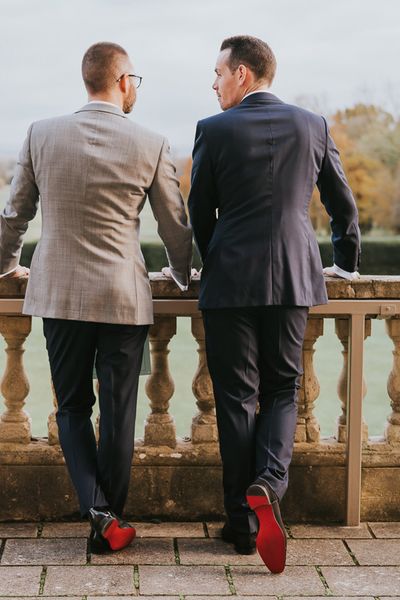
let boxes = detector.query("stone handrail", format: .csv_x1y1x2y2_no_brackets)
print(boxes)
0,274,399,523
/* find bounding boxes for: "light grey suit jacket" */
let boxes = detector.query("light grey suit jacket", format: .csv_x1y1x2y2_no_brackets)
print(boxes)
0,102,192,324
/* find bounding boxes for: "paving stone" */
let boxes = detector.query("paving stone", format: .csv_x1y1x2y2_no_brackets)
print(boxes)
178,538,263,565
133,521,205,538
45,565,136,595
186,597,273,600
231,566,326,595
0,523,38,538
206,521,225,538
322,566,400,595
87,597,175,600
1,538,87,565
91,538,175,565
286,597,375,600
347,539,400,565
290,523,372,539
41,522,89,538
286,539,354,565
368,521,400,538
0,566,42,595
138,565,230,595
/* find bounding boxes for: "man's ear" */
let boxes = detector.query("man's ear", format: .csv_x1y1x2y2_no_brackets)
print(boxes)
237,64,247,84
118,74,128,93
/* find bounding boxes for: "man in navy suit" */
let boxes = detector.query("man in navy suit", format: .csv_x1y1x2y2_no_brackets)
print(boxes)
188,35,360,573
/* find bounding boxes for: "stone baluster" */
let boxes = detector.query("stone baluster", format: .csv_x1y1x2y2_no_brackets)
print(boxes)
0,316,32,444
144,316,177,448
335,317,371,443
295,317,324,443
191,316,218,444
47,382,59,445
385,317,400,444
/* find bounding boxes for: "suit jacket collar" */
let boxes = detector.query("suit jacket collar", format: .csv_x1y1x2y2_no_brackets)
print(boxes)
75,102,127,118
239,92,284,106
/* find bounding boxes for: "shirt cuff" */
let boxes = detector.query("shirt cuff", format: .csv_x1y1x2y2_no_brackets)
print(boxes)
170,270,189,292
333,264,359,281
0,267,17,279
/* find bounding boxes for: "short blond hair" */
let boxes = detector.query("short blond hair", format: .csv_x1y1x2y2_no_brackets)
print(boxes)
82,42,128,93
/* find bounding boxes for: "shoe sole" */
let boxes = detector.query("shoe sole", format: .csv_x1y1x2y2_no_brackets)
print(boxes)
102,519,136,551
246,484,286,574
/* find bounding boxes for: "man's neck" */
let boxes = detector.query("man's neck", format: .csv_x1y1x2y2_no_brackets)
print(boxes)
87,94,122,110
241,87,272,102
240,81,271,102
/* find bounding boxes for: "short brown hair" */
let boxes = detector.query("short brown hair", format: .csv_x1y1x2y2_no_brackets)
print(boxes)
220,35,277,84
82,42,128,93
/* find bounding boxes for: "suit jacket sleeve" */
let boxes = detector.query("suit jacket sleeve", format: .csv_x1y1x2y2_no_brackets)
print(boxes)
147,137,192,287
0,124,39,274
317,117,361,271
188,122,218,262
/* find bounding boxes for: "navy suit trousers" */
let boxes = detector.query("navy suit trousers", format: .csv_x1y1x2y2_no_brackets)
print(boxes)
43,318,148,517
202,306,308,534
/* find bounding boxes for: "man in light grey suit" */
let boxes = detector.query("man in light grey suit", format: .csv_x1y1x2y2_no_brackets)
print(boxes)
0,42,192,553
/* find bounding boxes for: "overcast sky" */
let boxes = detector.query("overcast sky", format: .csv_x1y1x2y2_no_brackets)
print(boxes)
1,0,399,157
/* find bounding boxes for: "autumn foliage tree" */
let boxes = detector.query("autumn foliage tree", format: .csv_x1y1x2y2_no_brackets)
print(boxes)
179,103,400,235
310,104,400,234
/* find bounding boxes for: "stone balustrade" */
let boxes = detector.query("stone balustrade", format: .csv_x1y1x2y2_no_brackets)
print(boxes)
0,274,400,522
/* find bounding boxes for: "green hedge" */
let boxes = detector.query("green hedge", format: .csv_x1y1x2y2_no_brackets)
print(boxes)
20,239,399,275
318,239,399,275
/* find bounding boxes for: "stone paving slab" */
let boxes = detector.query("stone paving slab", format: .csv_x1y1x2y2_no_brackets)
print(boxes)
286,539,354,565
41,522,89,538
231,566,326,595
44,565,136,595
0,523,38,538
186,597,277,600
346,539,400,565
368,521,400,538
1,538,87,565
205,521,224,538
91,538,175,565
132,521,205,538
138,565,230,595
87,597,175,600
290,523,372,538
322,566,400,595
0,566,42,595
177,537,354,566
285,597,375,600
177,538,263,565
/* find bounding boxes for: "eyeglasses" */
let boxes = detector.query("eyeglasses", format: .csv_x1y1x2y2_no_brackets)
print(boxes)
116,73,143,88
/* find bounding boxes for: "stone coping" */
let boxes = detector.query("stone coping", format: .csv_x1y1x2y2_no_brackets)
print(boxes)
1,273,400,300
1,437,400,466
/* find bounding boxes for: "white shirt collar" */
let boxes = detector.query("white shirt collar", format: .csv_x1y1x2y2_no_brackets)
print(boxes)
88,100,121,109
241,89,273,102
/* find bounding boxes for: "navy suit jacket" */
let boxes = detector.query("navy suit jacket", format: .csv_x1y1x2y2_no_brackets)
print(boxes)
188,92,360,309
